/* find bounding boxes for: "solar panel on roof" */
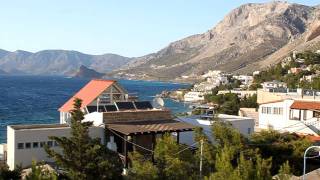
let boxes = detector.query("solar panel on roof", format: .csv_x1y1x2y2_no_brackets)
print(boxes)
87,106,97,113
115,102,136,111
105,105,118,112
134,101,153,110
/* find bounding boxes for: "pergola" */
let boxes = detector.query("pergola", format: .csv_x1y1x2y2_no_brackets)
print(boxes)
105,117,194,168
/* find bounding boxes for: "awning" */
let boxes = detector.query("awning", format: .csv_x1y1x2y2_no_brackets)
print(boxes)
106,120,194,135
290,101,320,110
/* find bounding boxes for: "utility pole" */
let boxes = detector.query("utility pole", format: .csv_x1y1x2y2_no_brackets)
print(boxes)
303,146,320,180
200,139,203,179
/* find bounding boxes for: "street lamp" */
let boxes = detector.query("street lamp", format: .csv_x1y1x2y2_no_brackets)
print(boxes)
303,145,320,180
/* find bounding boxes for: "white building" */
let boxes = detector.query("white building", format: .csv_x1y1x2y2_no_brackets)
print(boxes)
178,114,255,145
233,75,253,86
206,75,228,85
59,79,128,124
193,73,229,92
184,91,205,102
261,80,287,91
253,71,260,76
6,124,104,170
218,89,256,98
201,70,222,78
258,99,320,136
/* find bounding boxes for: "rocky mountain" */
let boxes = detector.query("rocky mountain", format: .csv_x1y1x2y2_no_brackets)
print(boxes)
0,50,132,76
73,65,104,78
115,1,320,81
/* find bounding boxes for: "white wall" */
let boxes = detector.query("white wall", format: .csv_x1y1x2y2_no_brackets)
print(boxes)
7,126,105,170
178,115,255,146
0,144,5,161
7,126,15,170
258,100,319,135
60,112,71,124
258,100,293,130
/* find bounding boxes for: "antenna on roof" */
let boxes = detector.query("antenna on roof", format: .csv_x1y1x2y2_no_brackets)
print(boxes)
152,97,165,109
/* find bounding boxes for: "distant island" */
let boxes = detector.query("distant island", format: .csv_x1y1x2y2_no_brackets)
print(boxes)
73,65,105,79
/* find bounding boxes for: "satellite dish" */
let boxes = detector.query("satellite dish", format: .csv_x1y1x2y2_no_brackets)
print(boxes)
153,97,165,109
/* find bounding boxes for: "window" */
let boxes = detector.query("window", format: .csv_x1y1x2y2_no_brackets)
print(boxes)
17,143,24,149
273,107,283,115
33,142,39,148
247,128,251,134
54,141,59,147
262,107,267,114
313,111,320,118
267,107,272,114
40,141,46,148
25,142,31,149
279,108,283,115
47,141,53,147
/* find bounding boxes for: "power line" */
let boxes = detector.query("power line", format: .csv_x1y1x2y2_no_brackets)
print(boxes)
109,129,154,153
173,142,198,155
109,128,200,155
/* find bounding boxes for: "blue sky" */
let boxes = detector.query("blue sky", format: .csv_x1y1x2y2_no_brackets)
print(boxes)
0,0,319,57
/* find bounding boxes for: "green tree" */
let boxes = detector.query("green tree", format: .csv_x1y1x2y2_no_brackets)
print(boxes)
275,161,291,180
25,161,57,180
205,146,272,180
249,130,311,175
299,79,311,89
206,146,237,180
128,152,158,180
240,94,258,108
154,133,195,180
0,164,21,180
249,83,262,90
311,76,320,90
45,98,123,180
212,121,245,151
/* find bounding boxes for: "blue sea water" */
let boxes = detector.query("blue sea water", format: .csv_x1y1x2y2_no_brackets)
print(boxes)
0,76,191,143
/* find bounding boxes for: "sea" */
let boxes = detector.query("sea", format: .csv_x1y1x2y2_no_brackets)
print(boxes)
0,76,191,143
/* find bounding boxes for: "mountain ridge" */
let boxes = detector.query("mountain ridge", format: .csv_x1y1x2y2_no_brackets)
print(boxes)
1,1,320,81
114,1,320,81
0,49,132,76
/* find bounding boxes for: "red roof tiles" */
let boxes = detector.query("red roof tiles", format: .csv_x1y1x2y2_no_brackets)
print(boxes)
290,101,320,110
59,79,115,112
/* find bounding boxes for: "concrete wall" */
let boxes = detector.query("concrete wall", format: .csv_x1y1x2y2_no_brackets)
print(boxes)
257,89,320,104
7,126,105,170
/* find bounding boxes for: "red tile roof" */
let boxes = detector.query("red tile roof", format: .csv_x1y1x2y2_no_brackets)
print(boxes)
59,79,115,112
290,101,320,110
